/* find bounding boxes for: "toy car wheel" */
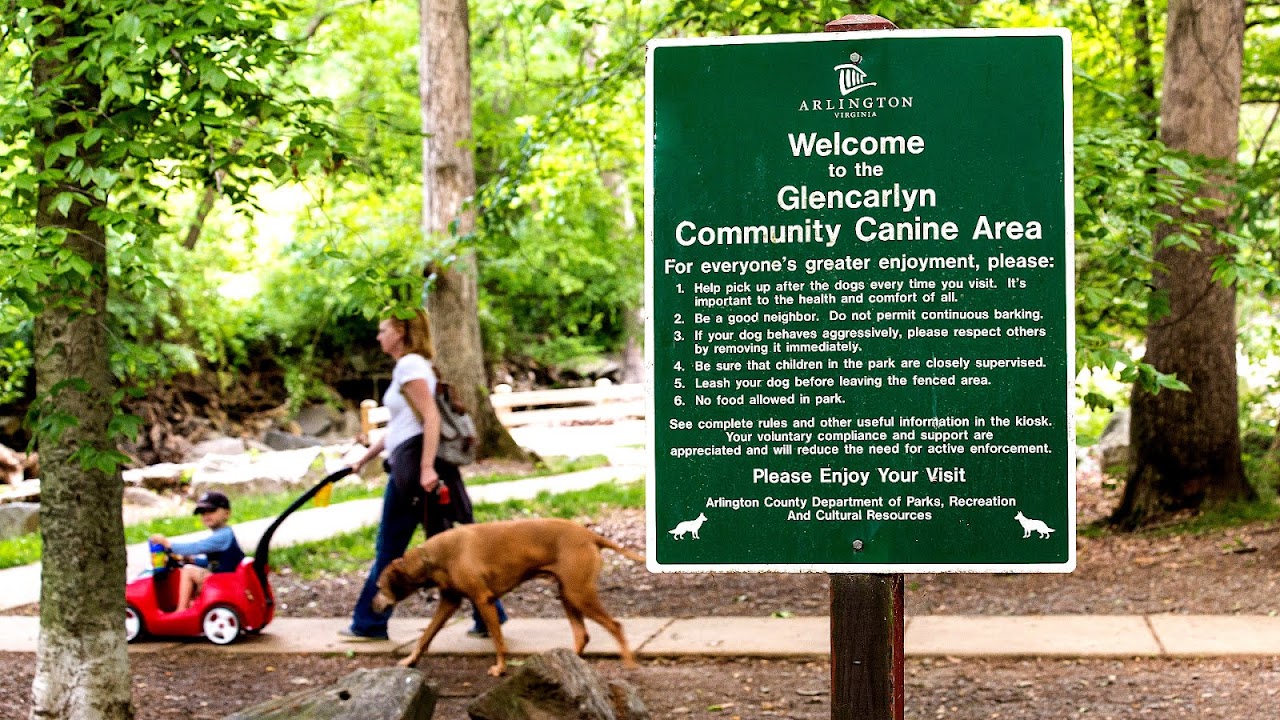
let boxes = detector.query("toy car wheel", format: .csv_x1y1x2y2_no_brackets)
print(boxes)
201,605,242,645
125,605,144,643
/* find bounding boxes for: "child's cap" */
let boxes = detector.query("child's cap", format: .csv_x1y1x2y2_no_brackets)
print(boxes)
193,490,231,514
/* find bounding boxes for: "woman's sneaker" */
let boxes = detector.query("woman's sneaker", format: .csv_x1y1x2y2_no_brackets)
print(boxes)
338,627,389,642
467,617,507,638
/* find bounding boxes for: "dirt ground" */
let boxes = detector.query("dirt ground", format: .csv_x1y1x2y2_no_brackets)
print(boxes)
2,652,1279,719
5,458,1280,716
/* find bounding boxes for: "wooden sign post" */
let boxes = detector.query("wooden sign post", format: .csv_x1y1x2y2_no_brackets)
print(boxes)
825,14,904,720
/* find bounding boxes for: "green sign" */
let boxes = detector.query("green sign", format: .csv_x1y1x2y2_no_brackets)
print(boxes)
645,29,1074,572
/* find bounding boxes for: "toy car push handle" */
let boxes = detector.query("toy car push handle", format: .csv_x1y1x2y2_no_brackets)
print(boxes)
251,467,354,597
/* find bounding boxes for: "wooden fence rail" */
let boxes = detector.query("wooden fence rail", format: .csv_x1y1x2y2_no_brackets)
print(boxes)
361,383,646,440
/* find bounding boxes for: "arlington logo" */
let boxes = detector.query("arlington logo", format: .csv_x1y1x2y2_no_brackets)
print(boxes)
835,52,875,95
797,49,914,118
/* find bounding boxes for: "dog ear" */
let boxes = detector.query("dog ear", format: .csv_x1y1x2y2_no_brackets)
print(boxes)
384,559,415,600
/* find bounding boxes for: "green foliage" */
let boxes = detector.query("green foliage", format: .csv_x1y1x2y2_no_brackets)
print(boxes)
0,0,346,461
467,0,656,367
667,0,983,34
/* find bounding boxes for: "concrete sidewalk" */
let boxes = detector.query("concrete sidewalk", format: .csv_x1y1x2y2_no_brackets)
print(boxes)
0,464,644,612
4,614,1280,658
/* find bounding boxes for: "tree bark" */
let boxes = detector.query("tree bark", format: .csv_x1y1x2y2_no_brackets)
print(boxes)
1114,0,1255,529
29,7,134,719
419,0,524,459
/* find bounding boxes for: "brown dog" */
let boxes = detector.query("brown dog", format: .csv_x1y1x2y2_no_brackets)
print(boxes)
373,518,645,676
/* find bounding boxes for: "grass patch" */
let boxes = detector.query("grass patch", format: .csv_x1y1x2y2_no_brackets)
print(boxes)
0,454,612,570
466,454,609,486
1081,496,1280,539
0,480,384,570
1146,498,1280,537
272,524,384,579
121,481,384,545
0,532,41,571
274,480,644,579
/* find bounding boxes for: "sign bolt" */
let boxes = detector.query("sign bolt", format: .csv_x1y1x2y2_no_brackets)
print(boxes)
851,540,864,552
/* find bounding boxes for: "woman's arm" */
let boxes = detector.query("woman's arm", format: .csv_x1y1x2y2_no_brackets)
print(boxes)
349,434,387,474
401,377,441,490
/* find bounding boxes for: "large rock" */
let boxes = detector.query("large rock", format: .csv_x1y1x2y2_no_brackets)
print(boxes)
187,436,248,461
0,480,40,504
225,667,438,720
1095,408,1130,473
0,446,21,484
296,404,343,437
122,463,195,491
467,649,648,720
0,444,31,484
0,502,39,540
263,429,325,452
189,446,327,497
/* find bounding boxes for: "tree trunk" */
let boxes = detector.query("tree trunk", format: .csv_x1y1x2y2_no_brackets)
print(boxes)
1114,0,1254,530
419,0,524,459
29,8,134,719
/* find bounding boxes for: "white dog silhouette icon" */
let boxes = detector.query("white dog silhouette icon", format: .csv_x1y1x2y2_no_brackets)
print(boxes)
668,512,708,540
1014,511,1055,539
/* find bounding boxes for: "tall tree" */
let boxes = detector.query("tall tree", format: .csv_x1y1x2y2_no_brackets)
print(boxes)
25,7,133,716
1,2,340,716
1114,0,1257,529
420,0,524,458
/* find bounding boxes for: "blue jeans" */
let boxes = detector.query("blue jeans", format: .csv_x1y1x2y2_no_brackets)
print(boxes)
350,456,507,637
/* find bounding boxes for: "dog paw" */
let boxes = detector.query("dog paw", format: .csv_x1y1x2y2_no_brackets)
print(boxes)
398,656,418,668
487,664,505,677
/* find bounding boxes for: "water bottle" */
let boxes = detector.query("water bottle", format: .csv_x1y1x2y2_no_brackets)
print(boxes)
149,541,168,573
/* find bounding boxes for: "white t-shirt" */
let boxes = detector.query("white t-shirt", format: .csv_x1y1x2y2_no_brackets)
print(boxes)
382,353,437,453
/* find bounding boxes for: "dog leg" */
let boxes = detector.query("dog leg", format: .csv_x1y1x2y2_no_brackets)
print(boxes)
472,595,509,677
562,586,638,669
559,595,590,654
400,594,461,667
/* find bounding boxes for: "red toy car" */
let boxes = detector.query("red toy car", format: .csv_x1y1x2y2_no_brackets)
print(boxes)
124,468,352,645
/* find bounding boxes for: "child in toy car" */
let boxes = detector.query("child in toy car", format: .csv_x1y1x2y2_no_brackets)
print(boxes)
149,490,244,611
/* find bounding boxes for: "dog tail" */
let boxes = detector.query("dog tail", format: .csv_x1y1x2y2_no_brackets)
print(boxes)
593,534,646,564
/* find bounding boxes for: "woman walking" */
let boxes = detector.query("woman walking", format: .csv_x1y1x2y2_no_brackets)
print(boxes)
342,308,506,640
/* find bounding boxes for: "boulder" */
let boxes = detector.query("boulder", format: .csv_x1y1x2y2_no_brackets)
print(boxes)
0,444,27,484
186,436,247,461
225,667,438,720
0,502,40,540
263,429,325,452
189,446,326,497
0,480,41,504
296,404,343,437
122,463,195,491
467,649,649,720
1095,409,1130,473
123,486,165,507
